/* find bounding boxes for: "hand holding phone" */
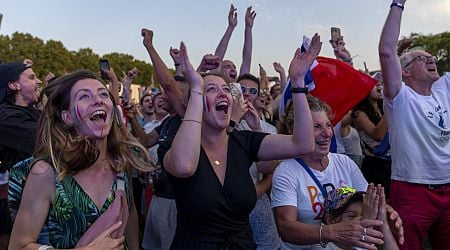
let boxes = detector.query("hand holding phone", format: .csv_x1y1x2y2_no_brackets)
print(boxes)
330,27,341,43
99,59,110,80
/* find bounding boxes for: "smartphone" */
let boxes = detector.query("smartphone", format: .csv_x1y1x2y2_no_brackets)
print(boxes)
99,59,110,80
331,27,341,42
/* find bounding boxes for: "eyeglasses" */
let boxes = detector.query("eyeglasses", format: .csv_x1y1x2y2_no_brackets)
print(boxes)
403,55,438,68
241,86,258,95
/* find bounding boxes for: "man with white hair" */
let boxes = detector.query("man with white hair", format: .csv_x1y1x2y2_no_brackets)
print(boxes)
379,0,450,249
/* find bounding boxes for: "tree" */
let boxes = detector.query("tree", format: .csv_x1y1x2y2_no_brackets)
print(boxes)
0,32,160,86
399,32,450,73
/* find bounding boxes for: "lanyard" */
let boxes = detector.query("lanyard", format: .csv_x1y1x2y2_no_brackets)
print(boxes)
295,158,327,198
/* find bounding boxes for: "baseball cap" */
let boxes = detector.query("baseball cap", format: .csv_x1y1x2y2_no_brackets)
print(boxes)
0,62,31,103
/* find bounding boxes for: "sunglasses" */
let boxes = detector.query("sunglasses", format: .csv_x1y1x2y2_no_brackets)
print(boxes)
241,86,258,95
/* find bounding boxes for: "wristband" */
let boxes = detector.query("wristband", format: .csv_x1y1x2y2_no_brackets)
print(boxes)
390,2,404,10
291,86,309,94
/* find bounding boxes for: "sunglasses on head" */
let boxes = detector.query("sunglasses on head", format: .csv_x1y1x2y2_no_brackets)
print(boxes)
241,86,258,95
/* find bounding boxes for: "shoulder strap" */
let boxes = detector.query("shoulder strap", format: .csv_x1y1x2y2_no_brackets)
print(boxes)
116,172,126,191
295,158,327,198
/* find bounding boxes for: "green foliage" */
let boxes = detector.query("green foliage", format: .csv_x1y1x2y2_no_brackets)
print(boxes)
400,32,450,73
0,32,159,86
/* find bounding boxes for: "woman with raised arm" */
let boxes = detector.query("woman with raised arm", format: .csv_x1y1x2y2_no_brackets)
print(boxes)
351,75,391,198
10,70,155,250
164,35,320,249
272,97,386,250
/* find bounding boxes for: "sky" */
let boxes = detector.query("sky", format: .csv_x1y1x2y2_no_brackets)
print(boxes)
1,0,450,78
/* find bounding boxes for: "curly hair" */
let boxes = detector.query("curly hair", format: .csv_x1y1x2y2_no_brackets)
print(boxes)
34,70,154,179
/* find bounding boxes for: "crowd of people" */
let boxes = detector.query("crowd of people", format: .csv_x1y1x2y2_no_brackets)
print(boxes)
0,0,449,249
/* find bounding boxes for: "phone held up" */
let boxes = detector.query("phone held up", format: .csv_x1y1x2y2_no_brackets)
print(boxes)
330,27,341,42
99,59,110,80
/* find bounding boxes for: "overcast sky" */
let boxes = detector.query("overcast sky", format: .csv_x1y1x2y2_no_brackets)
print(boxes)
1,0,449,77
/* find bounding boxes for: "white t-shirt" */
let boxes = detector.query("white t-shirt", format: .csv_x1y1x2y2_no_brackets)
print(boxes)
144,115,169,165
342,127,363,156
271,153,368,250
384,73,450,184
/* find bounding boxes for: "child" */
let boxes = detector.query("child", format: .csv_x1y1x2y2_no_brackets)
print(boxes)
323,184,399,250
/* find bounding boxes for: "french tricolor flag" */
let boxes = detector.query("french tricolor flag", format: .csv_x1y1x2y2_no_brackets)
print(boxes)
280,36,377,126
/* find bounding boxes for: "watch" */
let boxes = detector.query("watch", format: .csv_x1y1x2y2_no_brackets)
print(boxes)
291,86,309,94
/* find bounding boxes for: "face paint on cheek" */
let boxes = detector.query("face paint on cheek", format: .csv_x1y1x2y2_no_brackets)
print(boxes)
203,95,211,112
73,105,82,122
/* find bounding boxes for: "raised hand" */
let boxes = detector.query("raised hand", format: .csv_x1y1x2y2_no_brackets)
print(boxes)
169,47,181,65
127,67,139,80
44,72,55,84
243,101,262,132
329,36,352,62
273,62,285,74
179,42,203,90
23,58,33,66
103,67,118,82
228,4,237,28
86,221,125,250
197,54,221,72
363,183,380,220
141,28,154,49
289,33,322,84
245,6,256,28
259,64,269,90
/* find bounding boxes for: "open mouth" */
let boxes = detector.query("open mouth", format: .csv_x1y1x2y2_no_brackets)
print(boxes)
216,101,229,114
90,110,107,122
427,67,437,72
229,72,237,80
316,141,329,147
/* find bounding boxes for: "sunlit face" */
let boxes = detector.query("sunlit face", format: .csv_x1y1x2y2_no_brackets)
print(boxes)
311,111,334,157
153,94,168,116
404,51,440,83
221,60,237,81
203,75,232,129
141,95,153,115
16,68,41,106
239,79,259,105
368,81,383,101
64,78,114,138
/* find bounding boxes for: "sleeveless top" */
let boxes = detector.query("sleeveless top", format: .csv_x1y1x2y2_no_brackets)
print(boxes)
48,171,131,248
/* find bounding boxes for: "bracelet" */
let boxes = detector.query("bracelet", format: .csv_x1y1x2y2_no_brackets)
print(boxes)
38,245,53,250
390,2,404,10
181,119,202,125
319,223,328,248
190,90,204,96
